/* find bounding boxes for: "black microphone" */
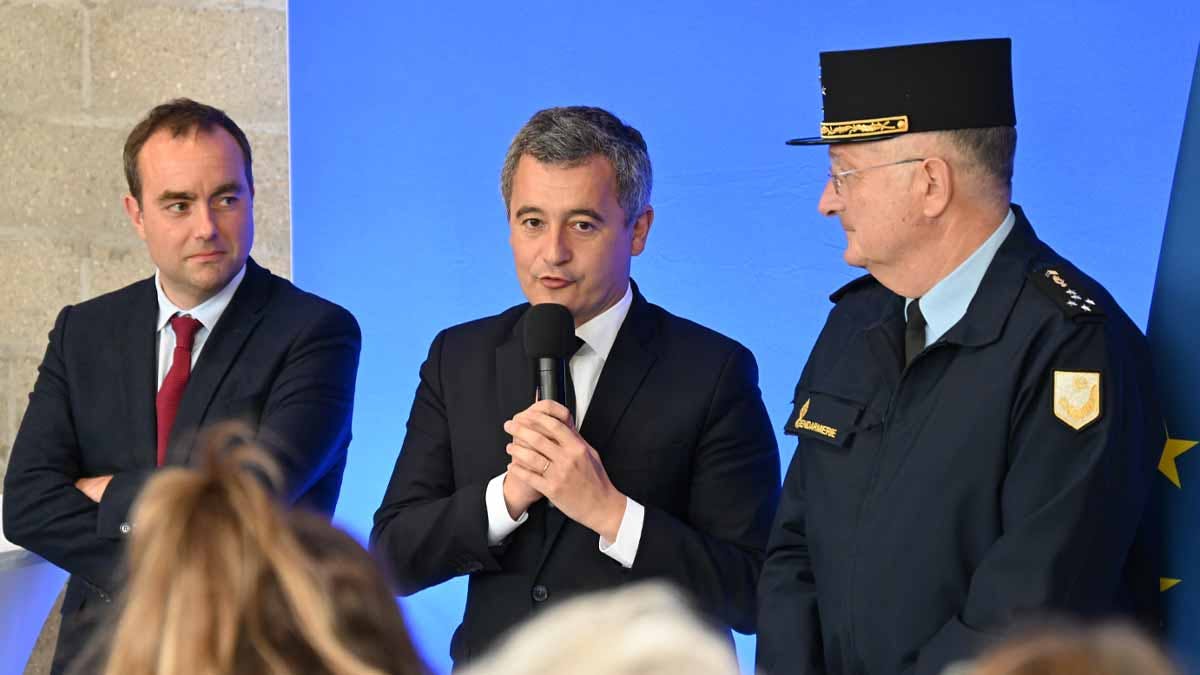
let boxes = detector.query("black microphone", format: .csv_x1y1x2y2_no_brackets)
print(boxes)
522,303,576,406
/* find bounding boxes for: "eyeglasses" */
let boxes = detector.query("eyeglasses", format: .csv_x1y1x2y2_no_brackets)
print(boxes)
827,158,925,195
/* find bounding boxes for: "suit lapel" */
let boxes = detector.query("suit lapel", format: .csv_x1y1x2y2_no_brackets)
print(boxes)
577,291,657,453
166,259,271,465
537,286,659,570
118,278,160,469
495,311,535,431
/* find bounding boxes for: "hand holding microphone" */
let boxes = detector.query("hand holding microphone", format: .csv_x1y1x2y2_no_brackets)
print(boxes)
504,303,626,541
500,303,576,517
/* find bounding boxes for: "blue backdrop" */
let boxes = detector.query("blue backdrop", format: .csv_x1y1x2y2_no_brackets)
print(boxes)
288,3,1199,672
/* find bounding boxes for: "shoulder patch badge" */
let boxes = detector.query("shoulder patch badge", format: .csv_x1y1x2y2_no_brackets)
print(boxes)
1029,267,1105,319
1053,371,1102,430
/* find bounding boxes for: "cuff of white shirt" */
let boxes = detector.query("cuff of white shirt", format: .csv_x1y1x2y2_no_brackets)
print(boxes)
485,473,529,546
598,497,644,569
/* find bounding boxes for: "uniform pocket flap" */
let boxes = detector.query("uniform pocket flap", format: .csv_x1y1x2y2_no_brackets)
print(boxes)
784,392,867,448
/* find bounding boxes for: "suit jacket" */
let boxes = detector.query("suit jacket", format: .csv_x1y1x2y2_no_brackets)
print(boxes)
2,257,361,670
371,284,780,664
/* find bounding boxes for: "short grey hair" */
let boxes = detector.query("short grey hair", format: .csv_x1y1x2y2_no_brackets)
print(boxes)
941,126,1017,191
500,106,652,225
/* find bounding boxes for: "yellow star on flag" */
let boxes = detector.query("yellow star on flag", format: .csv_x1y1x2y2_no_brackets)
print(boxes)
1159,436,1198,489
1161,578,1182,592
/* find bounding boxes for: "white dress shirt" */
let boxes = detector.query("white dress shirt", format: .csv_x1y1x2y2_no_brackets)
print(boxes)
485,284,646,568
154,264,246,390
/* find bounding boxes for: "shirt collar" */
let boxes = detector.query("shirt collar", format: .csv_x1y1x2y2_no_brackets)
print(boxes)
155,263,247,333
906,208,1016,345
574,283,633,362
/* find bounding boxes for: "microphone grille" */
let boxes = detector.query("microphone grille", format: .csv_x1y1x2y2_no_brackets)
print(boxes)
523,303,576,358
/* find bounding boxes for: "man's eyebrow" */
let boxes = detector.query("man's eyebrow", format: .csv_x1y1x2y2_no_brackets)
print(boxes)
212,181,244,196
512,206,607,223
565,208,605,223
156,190,196,203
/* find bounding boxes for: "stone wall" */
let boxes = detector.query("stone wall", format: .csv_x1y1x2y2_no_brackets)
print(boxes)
0,0,291,490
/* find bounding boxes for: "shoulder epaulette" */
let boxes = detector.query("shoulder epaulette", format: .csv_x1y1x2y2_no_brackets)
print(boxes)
1028,265,1106,319
829,273,880,303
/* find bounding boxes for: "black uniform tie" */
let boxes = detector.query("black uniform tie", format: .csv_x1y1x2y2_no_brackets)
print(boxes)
905,299,926,367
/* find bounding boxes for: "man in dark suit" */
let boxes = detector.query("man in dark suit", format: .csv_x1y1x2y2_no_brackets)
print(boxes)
371,106,780,665
2,98,360,672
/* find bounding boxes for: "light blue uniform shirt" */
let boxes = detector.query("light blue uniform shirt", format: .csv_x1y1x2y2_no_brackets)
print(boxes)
905,209,1016,347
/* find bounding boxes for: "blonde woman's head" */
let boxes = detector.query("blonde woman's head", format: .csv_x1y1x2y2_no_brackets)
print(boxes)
97,423,424,675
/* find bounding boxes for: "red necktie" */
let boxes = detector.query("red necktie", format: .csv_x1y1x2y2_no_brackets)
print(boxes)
156,315,203,466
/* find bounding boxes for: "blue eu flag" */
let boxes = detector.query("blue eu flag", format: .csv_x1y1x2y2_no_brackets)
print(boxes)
1148,46,1200,669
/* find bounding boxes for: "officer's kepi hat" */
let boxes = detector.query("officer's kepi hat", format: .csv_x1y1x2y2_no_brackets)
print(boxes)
787,38,1016,145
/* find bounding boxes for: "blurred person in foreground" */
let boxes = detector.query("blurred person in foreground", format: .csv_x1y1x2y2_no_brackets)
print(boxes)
460,581,740,675
757,38,1163,675
944,622,1179,675
74,423,425,675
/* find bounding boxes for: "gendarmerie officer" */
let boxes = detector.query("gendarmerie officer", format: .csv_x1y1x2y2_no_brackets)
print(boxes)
756,38,1163,675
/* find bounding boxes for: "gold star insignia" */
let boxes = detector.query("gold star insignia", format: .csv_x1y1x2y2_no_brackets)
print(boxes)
1159,436,1198,488
1161,578,1182,592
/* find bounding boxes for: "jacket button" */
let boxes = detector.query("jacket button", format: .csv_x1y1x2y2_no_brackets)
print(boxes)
531,585,549,603
119,522,132,535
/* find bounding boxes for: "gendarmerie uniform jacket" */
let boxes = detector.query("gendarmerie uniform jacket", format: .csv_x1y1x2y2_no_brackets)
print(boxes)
757,205,1162,675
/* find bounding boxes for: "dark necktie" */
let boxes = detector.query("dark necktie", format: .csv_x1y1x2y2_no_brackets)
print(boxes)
156,315,203,466
905,299,926,367
564,336,585,425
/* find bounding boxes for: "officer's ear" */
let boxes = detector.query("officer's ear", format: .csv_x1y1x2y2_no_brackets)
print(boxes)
916,157,953,218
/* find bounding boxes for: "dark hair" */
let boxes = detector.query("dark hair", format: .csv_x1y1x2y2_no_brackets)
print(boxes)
123,98,254,204
943,126,1017,189
500,106,652,225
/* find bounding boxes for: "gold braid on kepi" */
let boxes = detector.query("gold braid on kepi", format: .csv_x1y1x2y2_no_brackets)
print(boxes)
787,38,1016,145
